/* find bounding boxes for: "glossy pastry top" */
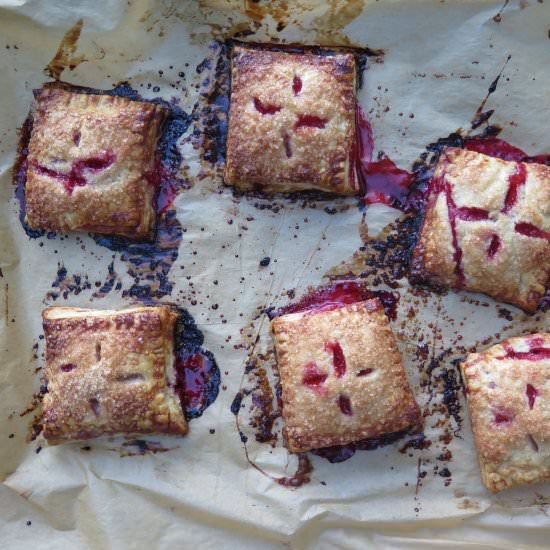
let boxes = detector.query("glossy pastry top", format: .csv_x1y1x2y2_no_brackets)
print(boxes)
25,84,167,239
225,45,357,195
42,305,187,444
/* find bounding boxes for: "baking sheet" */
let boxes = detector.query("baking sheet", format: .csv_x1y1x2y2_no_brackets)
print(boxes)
1,0,550,548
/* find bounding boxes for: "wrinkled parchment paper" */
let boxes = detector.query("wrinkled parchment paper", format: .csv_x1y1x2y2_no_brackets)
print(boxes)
1,1,550,548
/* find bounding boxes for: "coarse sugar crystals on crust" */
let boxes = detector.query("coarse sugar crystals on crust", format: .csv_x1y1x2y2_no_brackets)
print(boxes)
410,147,550,312
461,334,550,493
270,299,421,453
25,83,167,240
41,305,187,444
224,44,357,195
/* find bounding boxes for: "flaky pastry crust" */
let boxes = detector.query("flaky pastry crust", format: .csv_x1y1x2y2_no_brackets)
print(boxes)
271,299,420,453
42,305,187,444
25,84,167,239
461,334,550,492
411,147,550,312
225,45,357,195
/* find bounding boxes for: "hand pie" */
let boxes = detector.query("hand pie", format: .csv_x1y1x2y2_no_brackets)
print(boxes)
25,84,167,240
41,305,187,444
461,334,550,492
411,147,550,312
270,299,421,453
224,45,357,195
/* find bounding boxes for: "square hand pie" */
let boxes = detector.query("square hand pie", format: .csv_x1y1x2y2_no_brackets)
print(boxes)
411,147,550,312
224,45,357,195
461,334,550,492
270,299,420,453
25,84,167,240
41,305,187,444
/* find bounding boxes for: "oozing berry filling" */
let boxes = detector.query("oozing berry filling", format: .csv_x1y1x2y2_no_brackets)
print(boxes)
294,114,327,130
492,408,514,424
502,163,527,213
32,150,116,194
432,176,466,287
501,340,550,361
60,363,77,372
526,383,539,409
357,368,374,377
515,222,550,243
338,394,353,416
487,234,501,259
292,75,302,96
324,341,346,378
253,97,281,115
303,362,328,388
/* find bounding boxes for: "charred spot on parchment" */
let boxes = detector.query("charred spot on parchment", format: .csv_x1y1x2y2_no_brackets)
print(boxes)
45,18,86,80
44,261,122,303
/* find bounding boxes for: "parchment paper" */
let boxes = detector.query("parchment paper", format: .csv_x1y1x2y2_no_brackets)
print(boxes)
1,1,550,548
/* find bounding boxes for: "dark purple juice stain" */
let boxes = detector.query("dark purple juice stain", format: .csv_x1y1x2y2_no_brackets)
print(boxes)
45,260,121,302
93,210,182,300
110,439,176,457
312,430,420,463
14,81,192,302
172,306,220,420
190,41,231,171
46,262,92,301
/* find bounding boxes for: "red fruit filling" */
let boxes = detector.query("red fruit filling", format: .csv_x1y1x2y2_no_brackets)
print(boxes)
292,75,302,96
502,163,527,213
492,408,514,424
324,341,346,378
294,114,327,130
526,383,538,409
501,341,550,361
487,234,501,259
283,132,292,158
357,368,374,376
253,97,281,115
303,362,328,388
60,363,77,372
338,394,353,416
432,176,466,287
32,151,116,194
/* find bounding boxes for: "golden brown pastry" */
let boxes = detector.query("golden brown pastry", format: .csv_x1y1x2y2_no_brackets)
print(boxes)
461,334,550,492
41,305,187,444
224,45,357,195
270,299,421,453
411,147,550,312
25,84,167,240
